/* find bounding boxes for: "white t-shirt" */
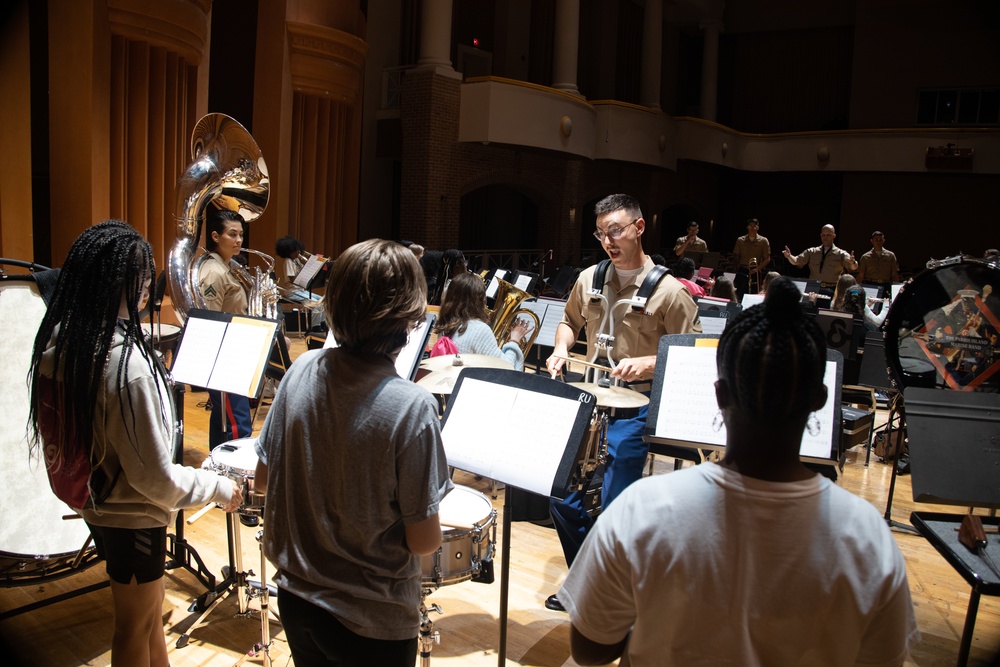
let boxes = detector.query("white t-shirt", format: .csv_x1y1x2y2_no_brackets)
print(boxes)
559,463,919,667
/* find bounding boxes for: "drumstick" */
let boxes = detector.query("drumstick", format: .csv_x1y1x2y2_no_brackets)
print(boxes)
186,502,216,524
550,355,613,373
440,521,475,531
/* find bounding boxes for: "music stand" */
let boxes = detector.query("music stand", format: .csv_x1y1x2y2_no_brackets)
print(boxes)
905,387,1000,665
440,368,594,667
645,334,843,467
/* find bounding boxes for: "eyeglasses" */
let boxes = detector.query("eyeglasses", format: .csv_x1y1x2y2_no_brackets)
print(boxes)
593,219,638,242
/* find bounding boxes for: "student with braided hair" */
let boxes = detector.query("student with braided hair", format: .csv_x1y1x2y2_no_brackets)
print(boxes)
29,220,242,667
558,276,918,666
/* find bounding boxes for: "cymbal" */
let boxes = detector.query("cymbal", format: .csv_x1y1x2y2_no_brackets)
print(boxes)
420,353,514,372
568,382,650,409
416,370,460,395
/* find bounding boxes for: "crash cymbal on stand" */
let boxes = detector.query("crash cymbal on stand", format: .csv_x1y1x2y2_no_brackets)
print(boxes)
416,370,460,395
419,353,514,372
567,382,650,409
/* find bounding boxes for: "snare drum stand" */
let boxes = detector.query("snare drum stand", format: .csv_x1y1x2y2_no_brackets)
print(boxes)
418,587,442,666
234,526,274,667
176,511,264,648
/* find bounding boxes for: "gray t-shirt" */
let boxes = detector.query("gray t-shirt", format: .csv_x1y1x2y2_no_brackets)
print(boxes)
255,347,452,640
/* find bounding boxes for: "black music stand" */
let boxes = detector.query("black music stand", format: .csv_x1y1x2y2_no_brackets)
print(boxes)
644,334,843,469
905,387,1000,665
440,368,594,667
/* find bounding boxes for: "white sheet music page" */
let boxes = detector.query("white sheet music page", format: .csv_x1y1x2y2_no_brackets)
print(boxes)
208,317,275,396
485,270,507,299
293,254,325,289
656,346,725,447
514,274,533,291
534,298,567,348
442,378,580,496
170,317,228,386
655,346,838,459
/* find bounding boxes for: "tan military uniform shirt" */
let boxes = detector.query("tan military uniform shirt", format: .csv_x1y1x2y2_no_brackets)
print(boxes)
562,258,702,362
790,244,853,285
858,249,899,284
732,234,770,268
674,236,708,254
199,252,248,314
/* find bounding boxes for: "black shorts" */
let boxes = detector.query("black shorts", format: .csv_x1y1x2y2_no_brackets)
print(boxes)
86,523,167,585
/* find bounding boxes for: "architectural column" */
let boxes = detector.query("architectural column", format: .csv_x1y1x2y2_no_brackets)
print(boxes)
700,20,722,122
552,0,580,95
640,0,663,109
416,0,458,77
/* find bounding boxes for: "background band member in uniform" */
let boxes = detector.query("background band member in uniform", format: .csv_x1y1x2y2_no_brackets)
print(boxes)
544,194,702,612
558,277,919,666
856,230,900,286
732,217,770,296
29,220,242,667
254,239,452,667
782,224,858,289
199,208,253,451
673,220,708,257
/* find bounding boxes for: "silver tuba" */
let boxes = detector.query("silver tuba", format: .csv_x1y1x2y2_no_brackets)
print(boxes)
168,113,270,322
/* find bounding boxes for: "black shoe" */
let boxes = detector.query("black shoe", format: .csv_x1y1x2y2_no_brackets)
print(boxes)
544,594,566,612
896,457,911,476
239,514,260,527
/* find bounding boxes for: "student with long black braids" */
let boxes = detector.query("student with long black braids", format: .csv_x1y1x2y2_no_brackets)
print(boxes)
558,276,919,666
29,220,242,666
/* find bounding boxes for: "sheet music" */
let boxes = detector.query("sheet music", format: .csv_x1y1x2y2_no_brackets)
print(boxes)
442,378,580,495
890,282,903,303
698,313,728,336
208,317,276,395
514,274,533,291
170,317,228,386
321,323,428,381
293,254,326,289
654,346,838,459
486,270,508,299
519,297,567,348
741,293,764,308
791,280,808,295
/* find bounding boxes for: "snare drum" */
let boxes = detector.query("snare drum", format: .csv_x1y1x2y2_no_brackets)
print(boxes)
421,485,496,587
209,438,266,516
885,260,1000,391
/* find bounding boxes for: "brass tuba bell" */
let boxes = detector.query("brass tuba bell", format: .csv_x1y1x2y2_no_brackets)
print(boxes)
486,278,541,356
167,113,270,322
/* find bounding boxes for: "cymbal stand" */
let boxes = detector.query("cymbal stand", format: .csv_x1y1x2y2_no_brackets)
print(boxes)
418,587,443,666
175,511,252,648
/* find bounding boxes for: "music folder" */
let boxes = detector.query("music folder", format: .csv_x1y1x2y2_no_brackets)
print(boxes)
170,308,279,398
644,334,843,465
440,368,594,499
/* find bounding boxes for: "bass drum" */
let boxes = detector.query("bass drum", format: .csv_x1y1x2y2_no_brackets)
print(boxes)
884,260,1000,392
0,275,99,584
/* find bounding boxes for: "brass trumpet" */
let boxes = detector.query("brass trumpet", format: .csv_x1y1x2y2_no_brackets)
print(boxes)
487,278,540,356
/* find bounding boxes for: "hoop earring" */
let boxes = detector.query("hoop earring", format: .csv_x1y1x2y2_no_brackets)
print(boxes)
806,412,821,437
712,411,724,432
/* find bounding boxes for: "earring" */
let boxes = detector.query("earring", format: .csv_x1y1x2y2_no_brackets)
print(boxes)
712,411,724,432
806,412,821,437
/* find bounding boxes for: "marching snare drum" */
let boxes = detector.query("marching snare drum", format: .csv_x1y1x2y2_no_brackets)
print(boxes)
884,260,1000,392
0,277,99,584
209,438,266,516
421,485,496,587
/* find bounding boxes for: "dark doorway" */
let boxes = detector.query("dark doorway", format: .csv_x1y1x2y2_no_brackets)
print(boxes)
460,185,539,251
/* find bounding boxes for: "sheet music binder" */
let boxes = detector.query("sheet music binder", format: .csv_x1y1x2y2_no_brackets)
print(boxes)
644,333,843,464
440,367,595,499
904,387,1000,510
169,308,279,399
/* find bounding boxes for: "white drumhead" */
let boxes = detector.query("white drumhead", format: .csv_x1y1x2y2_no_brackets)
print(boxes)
140,322,181,341
438,484,493,526
209,437,260,475
0,281,93,557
